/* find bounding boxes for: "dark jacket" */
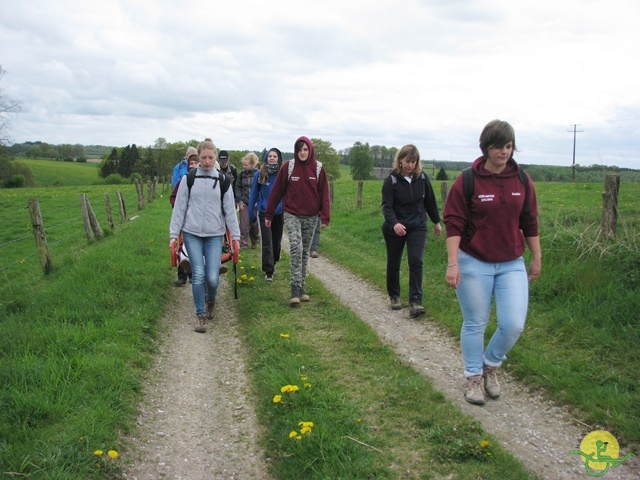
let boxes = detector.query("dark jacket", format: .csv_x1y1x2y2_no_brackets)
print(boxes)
443,156,539,263
235,167,258,205
382,170,441,234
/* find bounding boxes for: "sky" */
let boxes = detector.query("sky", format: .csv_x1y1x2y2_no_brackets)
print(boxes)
1,0,639,168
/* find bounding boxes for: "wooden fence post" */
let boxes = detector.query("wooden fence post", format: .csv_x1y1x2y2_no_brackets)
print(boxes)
27,198,53,275
441,182,449,211
134,179,145,210
85,196,103,240
602,174,620,240
79,193,95,242
116,191,127,223
357,180,364,210
104,193,115,230
329,176,334,203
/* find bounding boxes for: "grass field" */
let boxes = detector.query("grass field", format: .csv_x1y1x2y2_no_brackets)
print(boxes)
15,158,103,186
0,161,638,478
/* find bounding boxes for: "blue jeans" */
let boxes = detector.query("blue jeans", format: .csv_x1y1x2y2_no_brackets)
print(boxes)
182,232,223,315
456,250,528,377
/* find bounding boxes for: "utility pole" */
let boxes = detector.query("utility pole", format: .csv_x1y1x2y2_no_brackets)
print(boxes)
568,124,583,181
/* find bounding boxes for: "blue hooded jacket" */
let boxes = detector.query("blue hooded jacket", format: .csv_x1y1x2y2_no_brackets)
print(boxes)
248,148,284,222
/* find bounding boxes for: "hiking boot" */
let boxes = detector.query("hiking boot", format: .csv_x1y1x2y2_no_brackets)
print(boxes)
173,277,185,287
195,314,208,333
310,251,318,258
206,300,215,320
409,303,426,318
389,297,402,310
290,286,301,306
464,375,485,405
220,264,229,275
265,273,273,282
483,365,501,399
299,288,310,302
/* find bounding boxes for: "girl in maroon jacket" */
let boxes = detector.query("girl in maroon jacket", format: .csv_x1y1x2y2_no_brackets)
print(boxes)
444,120,542,406
265,136,330,306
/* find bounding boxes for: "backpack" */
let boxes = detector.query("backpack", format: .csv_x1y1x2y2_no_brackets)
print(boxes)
461,167,531,242
185,168,232,217
287,159,323,181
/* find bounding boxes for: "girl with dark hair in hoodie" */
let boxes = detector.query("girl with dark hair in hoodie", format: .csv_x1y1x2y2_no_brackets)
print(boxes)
265,137,331,305
248,148,284,282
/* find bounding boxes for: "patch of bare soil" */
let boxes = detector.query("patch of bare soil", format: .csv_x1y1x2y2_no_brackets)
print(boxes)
122,250,638,480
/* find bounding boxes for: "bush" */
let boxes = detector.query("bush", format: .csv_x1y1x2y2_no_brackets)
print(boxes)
105,173,126,185
130,173,143,184
76,157,87,163
3,174,25,188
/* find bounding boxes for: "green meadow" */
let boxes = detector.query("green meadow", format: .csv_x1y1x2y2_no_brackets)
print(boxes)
0,161,638,478
16,157,103,187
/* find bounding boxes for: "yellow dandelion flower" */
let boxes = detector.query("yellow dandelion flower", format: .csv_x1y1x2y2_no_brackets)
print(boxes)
94,450,103,456
298,421,314,428
280,333,289,338
236,279,242,283
295,435,302,440
289,431,299,439
300,426,312,435
480,440,490,448
357,418,362,423
296,354,302,358
304,383,312,388
240,266,245,270
241,274,248,279
273,395,282,403
249,276,254,282
300,376,308,381
107,450,119,459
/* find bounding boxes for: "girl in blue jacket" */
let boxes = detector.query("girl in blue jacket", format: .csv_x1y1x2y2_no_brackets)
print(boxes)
248,148,284,281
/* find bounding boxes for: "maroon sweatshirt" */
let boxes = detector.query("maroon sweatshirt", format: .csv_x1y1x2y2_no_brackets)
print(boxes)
444,156,539,263
264,136,331,226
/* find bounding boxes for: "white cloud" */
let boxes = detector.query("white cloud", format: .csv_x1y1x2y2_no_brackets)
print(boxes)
1,0,639,168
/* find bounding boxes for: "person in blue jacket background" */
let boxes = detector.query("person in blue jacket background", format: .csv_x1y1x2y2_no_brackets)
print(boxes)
171,146,198,188
248,148,284,281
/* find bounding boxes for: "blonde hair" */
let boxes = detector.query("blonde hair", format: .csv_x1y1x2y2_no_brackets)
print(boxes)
198,138,217,155
393,144,423,179
242,152,259,168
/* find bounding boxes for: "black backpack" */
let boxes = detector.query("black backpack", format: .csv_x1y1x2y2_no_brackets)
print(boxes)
185,168,232,217
461,167,531,242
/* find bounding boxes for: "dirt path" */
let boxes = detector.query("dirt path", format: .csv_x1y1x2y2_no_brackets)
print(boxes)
123,250,638,480
122,283,271,480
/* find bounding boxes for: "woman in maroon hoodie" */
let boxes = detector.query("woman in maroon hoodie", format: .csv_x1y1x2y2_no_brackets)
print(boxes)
444,120,541,406
265,136,330,306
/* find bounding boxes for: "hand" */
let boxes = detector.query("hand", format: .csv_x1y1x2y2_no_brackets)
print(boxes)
170,237,177,248
528,258,541,282
445,265,459,289
434,223,443,237
265,219,271,228
393,223,406,236
321,223,328,228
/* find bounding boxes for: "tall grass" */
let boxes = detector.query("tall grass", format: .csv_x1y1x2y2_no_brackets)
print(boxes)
320,171,640,447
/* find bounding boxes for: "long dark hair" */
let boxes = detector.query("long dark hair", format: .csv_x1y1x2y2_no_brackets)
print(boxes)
259,148,282,184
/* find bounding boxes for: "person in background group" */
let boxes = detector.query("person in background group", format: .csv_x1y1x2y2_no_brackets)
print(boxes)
265,136,330,306
170,138,240,333
248,148,284,282
171,146,197,189
443,119,541,406
217,150,238,201
309,216,321,258
236,152,260,249
170,153,200,286
382,144,442,318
